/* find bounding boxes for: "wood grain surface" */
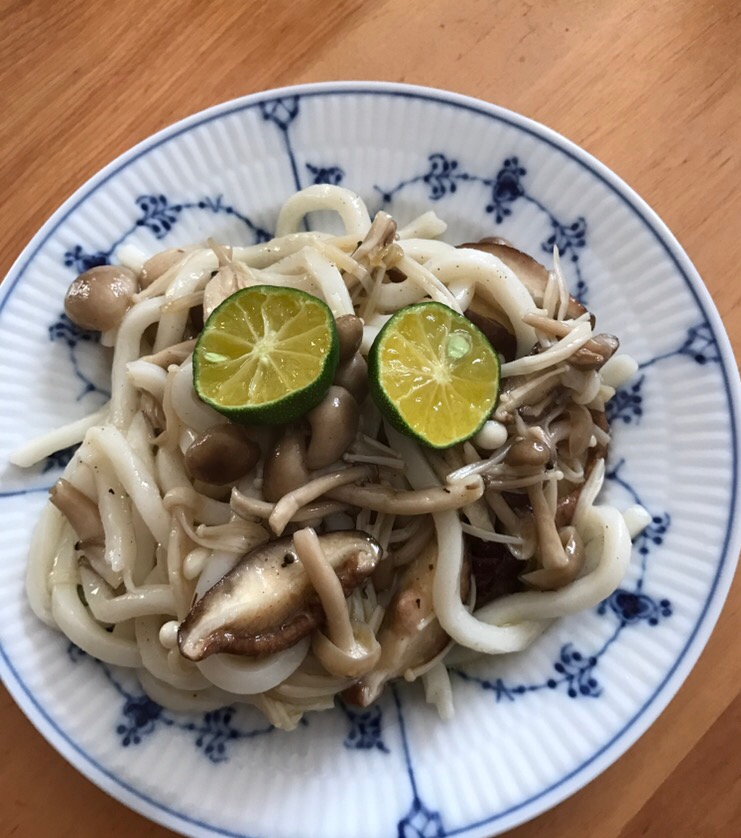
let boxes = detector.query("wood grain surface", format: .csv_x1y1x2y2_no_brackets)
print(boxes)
1,1,740,836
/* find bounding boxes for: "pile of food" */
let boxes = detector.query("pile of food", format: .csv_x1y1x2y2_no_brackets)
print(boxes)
14,185,647,728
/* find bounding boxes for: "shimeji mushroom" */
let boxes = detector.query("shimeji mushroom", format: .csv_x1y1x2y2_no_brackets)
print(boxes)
262,426,311,503
184,424,261,485
49,478,121,588
64,265,138,332
334,314,364,361
305,386,360,470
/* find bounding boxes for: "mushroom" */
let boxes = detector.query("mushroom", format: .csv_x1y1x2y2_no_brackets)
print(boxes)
177,530,382,661
184,424,261,485
555,409,610,527
262,426,310,502
305,386,360,470
335,314,364,361
49,478,121,587
464,298,517,361
49,479,104,554
569,333,619,370
203,265,243,319
521,525,585,590
352,211,398,268
327,475,484,515
269,465,375,535
465,536,524,608
505,437,552,469
459,239,588,321
527,480,571,571
494,366,565,423
293,527,381,678
140,339,197,368
64,265,138,332
139,248,189,289
522,314,618,371
333,353,369,403
344,537,470,706
140,391,166,435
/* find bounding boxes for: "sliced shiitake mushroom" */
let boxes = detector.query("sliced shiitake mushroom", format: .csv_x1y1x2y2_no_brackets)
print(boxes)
466,536,525,608
177,530,382,661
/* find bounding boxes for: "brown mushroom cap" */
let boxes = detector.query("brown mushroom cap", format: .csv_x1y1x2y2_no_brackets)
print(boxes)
177,530,382,661
49,478,104,551
262,426,310,502
570,333,619,370
64,265,138,332
505,437,551,469
333,353,369,404
305,386,360,470
184,424,261,485
335,315,364,361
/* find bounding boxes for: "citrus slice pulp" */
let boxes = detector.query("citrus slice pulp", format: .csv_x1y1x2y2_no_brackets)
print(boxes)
369,302,501,448
193,285,339,424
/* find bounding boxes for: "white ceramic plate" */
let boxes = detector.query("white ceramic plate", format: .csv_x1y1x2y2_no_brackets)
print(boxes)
1,82,739,838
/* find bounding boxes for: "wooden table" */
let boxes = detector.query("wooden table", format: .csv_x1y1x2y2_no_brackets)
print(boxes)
2,1,740,836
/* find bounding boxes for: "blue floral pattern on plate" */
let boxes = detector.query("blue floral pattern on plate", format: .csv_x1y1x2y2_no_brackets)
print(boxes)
42,125,713,835
375,153,589,302
0,87,734,838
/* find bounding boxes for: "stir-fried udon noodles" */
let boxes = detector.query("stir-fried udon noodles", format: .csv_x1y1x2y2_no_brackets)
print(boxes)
14,185,649,728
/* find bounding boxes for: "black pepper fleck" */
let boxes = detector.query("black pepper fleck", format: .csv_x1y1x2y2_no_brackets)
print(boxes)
281,552,297,568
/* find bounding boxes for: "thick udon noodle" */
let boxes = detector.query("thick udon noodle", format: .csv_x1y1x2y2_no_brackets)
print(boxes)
15,185,647,727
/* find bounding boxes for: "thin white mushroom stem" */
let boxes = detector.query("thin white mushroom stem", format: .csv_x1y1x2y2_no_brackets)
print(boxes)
311,622,381,678
162,486,232,525
392,520,434,566
268,466,375,535
500,321,592,377
327,476,484,515
292,528,355,651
